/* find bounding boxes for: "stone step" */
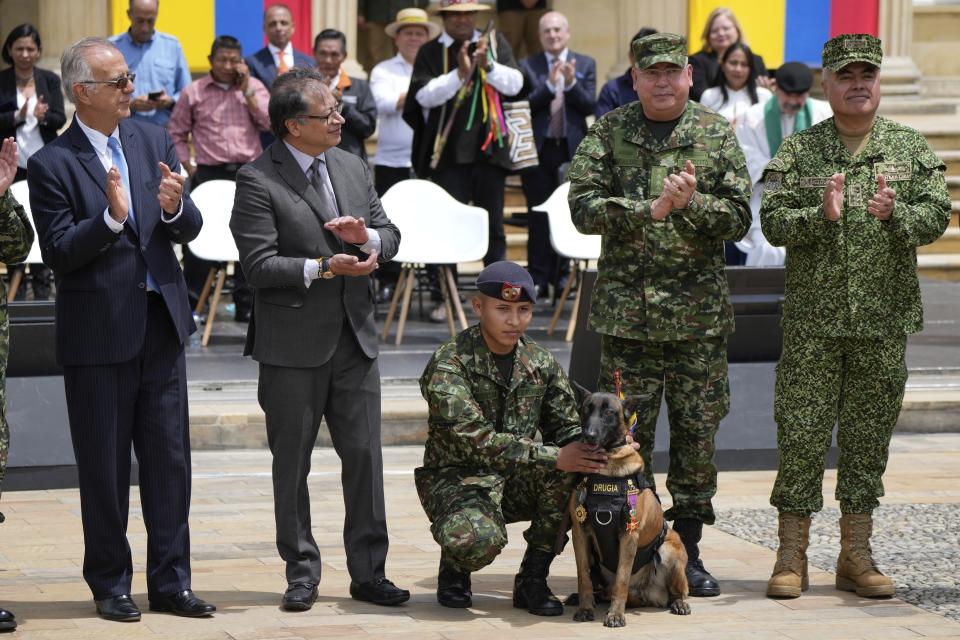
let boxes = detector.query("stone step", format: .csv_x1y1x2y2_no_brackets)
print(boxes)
878,97,959,116
917,252,960,281
919,227,960,254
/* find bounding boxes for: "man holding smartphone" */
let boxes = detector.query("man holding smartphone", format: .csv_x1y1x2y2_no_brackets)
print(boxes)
168,35,270,322
110,0,191,127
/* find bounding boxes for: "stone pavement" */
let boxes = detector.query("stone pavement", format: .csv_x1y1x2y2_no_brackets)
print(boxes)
1,435,960,639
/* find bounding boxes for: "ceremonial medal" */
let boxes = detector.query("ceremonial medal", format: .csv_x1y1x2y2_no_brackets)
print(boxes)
575,504,587,524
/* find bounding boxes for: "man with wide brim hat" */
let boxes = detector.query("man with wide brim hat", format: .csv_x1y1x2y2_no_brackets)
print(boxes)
403,0,523,322
357,2,431,72
760,33,950,601
569,31,752,598
416,261,606,614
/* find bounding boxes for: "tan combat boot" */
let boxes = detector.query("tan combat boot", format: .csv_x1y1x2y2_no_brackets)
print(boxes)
835,513,895,598
766,512,810,598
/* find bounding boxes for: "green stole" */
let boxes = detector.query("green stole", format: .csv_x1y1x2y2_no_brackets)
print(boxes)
764,98,812,155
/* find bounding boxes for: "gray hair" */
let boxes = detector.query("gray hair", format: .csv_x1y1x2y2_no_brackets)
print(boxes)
61,36,116,104
268,66,328,138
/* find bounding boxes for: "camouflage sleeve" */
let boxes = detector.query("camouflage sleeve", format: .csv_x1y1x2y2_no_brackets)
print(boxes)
422,358,561,471
760,137,840,248
886,146,951,247
537,359,581,448
0,189,34,264
672,127,752,241
568,120,649,236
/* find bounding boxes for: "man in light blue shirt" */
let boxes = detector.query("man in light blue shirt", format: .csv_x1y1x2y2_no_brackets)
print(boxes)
110,0,191,127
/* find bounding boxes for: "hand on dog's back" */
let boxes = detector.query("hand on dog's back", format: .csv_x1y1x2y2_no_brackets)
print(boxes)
557,442,608,473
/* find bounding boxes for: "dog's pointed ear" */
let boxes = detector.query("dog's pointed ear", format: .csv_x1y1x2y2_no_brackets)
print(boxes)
621,394,651,423
570,380,592,406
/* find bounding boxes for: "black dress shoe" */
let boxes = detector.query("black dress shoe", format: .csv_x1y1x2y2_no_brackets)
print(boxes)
149,590,216,617
349,577,410,606
282,582,318,611
0,607,16,632
234,307,252,323
95,594,141,622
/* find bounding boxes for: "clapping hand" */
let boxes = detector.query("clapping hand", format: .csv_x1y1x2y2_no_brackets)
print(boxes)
157,162,184,214
868,175,896,221
324,216,369,245
106,165,129,223
329,250,379,276
665,160,698,209
823,173,845,222
0,137,19,194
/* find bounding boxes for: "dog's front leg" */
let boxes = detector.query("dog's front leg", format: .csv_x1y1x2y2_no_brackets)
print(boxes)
604,533,639,627
570,519,595,622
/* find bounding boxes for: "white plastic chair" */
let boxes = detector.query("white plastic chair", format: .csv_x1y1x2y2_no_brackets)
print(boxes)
6,180,43,302
187,179,239,346
379,179,489,344
532,181,602,341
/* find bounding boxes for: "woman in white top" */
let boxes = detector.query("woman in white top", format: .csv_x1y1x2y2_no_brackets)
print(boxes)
699,42,772,131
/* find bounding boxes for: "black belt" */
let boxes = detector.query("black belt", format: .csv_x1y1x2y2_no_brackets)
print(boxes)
198,162,242,173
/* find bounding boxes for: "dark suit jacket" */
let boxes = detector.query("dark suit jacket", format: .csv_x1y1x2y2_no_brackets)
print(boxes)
0,67,67,144
596,69,637,118
230,142,400,368
338,77,377,161
27,117,202,366
245,46,315,90
520,50,596,155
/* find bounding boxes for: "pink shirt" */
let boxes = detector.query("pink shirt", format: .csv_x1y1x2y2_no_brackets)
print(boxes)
167,74,271,166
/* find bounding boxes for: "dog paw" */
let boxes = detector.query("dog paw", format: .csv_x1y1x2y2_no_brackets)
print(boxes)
603,612,626,628
670,599,691,616
573,608,594,622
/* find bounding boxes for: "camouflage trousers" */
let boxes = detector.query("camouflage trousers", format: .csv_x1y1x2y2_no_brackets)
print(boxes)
0,316,8,522
770,332,907,516
414,464,577,573
599,335,729,525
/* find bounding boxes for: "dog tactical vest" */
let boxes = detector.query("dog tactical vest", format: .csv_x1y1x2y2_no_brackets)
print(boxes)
577,473,667,575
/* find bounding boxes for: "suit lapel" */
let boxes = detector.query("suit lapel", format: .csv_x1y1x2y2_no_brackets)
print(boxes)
67,119,108,199
270,142,341,251
119,121,144,239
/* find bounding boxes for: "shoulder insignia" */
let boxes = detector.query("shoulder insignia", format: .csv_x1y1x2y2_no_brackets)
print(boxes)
765,157,787,173
764,173,783,192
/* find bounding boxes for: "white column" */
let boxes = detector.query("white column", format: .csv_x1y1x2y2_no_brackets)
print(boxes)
609,1,688,79
878,0,922,96
313,0,365,78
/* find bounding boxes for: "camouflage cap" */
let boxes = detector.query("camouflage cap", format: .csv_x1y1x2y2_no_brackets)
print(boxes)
632,33,688,70
476,261,537,303
822,34,882,72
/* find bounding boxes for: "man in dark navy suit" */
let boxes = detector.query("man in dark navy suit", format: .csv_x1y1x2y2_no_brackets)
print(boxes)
27,37,214,623
519,10,595,298
245,3,315,90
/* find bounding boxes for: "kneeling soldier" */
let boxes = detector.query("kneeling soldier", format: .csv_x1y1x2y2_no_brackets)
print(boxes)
416,261,608,614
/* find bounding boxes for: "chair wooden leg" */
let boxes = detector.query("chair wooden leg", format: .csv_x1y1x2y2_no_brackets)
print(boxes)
547,261,577,336
395,268,417,346
195,266,217,314
444,267,468,331
381,265,407,340
6,268,23,303
438,267,456,337
565,266,584,343
201,268,226,347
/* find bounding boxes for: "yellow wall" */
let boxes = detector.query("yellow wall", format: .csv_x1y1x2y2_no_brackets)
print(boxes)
110,0,214,72
687,0,786,68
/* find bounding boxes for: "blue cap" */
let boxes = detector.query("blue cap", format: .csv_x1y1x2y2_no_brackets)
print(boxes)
476,261,537,303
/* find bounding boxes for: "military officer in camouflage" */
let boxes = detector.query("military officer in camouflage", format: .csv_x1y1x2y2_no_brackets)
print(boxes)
761,34,950,601
0,136,37,632
568,33,751,597
417,261,608,615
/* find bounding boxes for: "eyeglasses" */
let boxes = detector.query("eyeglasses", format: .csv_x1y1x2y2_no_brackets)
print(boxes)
297,101,344,122
78,73,136,90
638,68,685,82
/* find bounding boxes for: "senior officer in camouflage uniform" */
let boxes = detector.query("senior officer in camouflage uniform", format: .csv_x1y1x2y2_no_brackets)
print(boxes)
0,136,36,632
568,33,751,597
761,35,950,600
417,261,608,615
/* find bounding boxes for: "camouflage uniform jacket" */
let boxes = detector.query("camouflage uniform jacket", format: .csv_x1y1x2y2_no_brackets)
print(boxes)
568,100,752,342
0,188,35,501
418,325,581,482
760,116,950,337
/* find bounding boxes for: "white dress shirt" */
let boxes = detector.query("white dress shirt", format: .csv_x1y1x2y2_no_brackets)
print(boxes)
15,87,43,168
700,85,773,130
74,115,183,232
282,141,382,286
415,29,523,110
370,54,415,168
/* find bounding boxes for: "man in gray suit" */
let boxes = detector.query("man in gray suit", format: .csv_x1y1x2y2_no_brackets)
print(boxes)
230,67,407,611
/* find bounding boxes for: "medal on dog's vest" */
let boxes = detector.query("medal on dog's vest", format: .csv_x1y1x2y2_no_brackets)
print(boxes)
626,480,640,533
614,370,638,436
575,484,588,523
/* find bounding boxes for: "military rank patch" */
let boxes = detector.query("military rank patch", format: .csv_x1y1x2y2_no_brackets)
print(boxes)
875,161,912,182
650,165,668,196
764,172,783,192
500,282,521,301
843,37,872,51
847,184,864,207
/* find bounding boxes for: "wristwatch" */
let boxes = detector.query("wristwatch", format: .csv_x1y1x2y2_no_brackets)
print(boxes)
317,257,336,279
